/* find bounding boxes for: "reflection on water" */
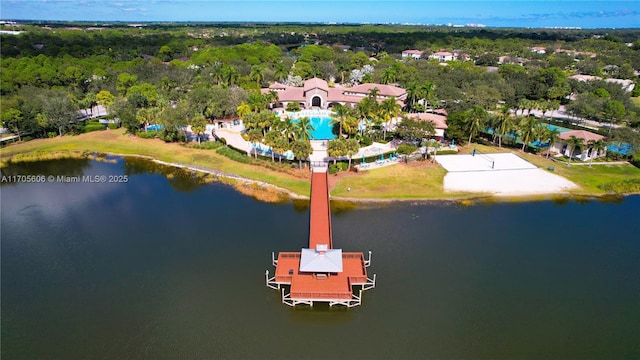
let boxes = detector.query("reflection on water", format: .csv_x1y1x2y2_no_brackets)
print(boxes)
1,158,639,359
123,157,215,192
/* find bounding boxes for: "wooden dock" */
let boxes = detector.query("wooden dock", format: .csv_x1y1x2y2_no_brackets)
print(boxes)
266,166,375,307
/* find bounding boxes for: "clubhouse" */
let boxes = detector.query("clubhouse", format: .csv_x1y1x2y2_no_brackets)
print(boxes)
261,77,407,110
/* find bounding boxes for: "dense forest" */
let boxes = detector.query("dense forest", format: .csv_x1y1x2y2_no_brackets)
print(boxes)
1,22,639,157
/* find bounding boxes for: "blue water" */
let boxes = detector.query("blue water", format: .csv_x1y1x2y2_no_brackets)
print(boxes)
546,124,571,133
295,117,336,140
146,124,163,131
2,158,639,359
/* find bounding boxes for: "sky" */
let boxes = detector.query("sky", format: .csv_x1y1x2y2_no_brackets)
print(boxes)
1,0,639,28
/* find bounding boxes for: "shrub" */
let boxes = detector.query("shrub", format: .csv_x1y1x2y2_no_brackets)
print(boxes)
396,143,418,155
329,164,340,174
598,178,640,193
359,135,372,146
107,123,119,130
218,137,227,145
84,123,106,133
47,132,57,138
436,149,458,155
137,130,158,139
337,162,348,171
217,146,251,163
189,141,224,150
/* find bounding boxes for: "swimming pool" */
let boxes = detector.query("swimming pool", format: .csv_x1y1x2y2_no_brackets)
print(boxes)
293,117,336,140
546,124,571,133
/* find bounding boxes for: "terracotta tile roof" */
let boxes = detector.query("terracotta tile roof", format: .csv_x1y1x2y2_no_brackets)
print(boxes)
303,78,329,92
347,83,407,98
559,130,606,142
405,112,448,129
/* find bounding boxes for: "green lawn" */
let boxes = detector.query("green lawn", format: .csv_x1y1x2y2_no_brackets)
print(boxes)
3,130,639,200
1,129,311,196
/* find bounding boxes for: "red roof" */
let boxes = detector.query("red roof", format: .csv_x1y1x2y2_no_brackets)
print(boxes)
559,130,605,142
405,112,448,129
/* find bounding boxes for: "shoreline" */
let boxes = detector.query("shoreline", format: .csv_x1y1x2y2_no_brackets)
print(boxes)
2,149,636,205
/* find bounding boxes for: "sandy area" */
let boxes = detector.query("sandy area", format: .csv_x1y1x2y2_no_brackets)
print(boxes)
436,153,578,196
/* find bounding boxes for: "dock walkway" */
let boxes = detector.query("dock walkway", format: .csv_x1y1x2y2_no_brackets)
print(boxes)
266,166,375,307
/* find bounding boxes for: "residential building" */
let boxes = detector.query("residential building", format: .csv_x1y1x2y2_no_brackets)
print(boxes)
402,49,423,59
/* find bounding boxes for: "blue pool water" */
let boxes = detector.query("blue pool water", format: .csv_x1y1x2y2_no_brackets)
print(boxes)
294,117,336,140
546,124,571,133
146,124,163,131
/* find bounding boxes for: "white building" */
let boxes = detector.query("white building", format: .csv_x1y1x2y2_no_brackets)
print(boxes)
402,50,423,60
550,130,607,161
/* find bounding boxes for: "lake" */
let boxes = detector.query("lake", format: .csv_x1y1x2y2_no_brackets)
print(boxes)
1,157,638,359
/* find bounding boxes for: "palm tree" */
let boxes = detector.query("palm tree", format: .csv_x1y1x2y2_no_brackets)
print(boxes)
250,65,265,86
330,103,349,138
273,137,289,163
190,114,207,145
496,104,514,148
539,100,550,122
327,138,346,165
346,138,359,170
405,82,421,113
548,100,560,122
465,105,488,144
247,128,263,159
292,139,312,169
381,67,396,85
264,130,280,162
274,61,289,82
518,116,538,152
367,87,380,102
295,116,315,141
381,96,401,140
566,135,584,164
276,116,297,144
587,139,606,167
517,98,528,116
543,127,561,159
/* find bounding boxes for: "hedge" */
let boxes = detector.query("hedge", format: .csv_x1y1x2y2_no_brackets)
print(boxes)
84,123,106,133
216,146,251,163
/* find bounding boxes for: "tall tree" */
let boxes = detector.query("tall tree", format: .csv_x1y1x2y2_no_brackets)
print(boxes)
602,99,625,136
43,93,77,137
495,104,514,148
587,139,606,167
345,138,360,170
566,135,585,164
292,139,312,169
381,96,401,140
330,103,350,138
295,116,315,142
190,114,207,145
247,128,263,159
264,130,280,162
542,127,561,159
327,138,347,165
1,108,23,141
518,116,538,152
465,106,488,144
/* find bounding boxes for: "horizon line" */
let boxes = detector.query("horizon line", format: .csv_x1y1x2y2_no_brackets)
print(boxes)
3,19,639,30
